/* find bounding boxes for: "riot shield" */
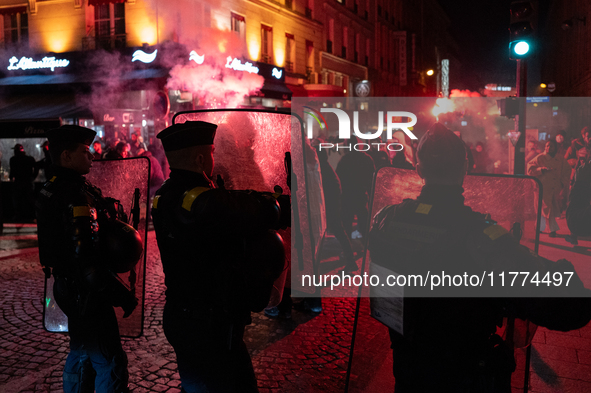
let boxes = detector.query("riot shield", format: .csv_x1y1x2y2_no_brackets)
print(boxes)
173,109,300,302
43,157,150,338
346,167,542,392
290,114,327,294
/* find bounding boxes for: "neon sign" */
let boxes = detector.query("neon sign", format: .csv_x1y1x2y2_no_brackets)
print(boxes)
189,51,205,64
7,56,70,72
272,68,282,79
225,56,259,74
132,49,158,63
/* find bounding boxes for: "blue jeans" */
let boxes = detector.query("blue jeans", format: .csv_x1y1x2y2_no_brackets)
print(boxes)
61,297,129,393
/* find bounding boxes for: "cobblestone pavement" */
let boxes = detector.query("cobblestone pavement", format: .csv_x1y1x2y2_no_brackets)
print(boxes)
0,231,356,393
2,220,591,392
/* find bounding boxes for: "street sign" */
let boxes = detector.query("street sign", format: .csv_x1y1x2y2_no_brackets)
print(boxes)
526,97,549,103
508,131,521,146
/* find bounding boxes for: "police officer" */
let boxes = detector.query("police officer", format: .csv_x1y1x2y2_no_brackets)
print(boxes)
369,123,591,392
151,121,287,393
36,125,139,393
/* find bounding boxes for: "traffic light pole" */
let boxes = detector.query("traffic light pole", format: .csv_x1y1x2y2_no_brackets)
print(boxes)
514,59,527,174
515,59,533,393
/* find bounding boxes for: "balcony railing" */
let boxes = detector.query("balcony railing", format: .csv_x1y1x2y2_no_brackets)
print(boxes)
285,61,294,73
95,34,127,50
261,54,272,64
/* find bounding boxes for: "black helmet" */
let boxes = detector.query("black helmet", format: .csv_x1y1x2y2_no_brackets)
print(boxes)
100,219,143,273
417,123,467,178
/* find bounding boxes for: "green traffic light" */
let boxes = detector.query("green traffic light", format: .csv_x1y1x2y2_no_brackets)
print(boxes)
514,41,530,55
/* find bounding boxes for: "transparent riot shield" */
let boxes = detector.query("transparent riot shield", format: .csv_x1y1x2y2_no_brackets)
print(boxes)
346,167,542,392
173,109,299,302
43,157,150,338
290,115,327,294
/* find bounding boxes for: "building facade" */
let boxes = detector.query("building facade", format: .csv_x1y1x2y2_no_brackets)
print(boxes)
0,0,457,145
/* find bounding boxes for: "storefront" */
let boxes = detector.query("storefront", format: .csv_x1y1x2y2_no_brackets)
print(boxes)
0,43,293,148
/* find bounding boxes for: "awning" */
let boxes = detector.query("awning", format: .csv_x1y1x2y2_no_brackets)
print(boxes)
0,74,78,86
0,119,61,138
0,93,93,123
260,81,292,100
0,69,168,86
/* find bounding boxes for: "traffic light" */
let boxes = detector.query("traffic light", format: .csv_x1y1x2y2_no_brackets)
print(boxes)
509,1,537,59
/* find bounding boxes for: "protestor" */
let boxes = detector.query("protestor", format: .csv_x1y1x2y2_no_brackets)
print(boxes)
369,123,591,392
555,131,570,214
151,121,289,392
104,142,130,160
566,158,591,245
525,140,540,164
36,125,139,393
336,141,375,240
129,132,147,157
527,140,571,237
555,130,569,158
92,140,103,160
565,126,590,183
148,138,168,179
10,143,38,222
139,150,164,199
36,141,54,181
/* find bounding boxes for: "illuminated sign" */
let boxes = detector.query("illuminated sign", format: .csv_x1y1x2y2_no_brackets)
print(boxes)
132,49,158,63
272,68,282,79
189,51,205,64
104,114,115,122
225,56,259,74
7,56,70,72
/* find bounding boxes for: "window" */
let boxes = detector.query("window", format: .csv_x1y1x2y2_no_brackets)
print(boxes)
231,12,245,40
327,19,334,54
366,38,370,66
285,0,293,10
305,0,313,18
354,1,358,14
306,40,314,75
2,9,28,47
285,33,295,72
95,3,125,50
354,34,360,63
261,24,273,63
342,27,348,59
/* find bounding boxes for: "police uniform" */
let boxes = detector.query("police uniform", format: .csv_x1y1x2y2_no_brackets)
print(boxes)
368,125,591,393
36,126,138,393
152,122,286,393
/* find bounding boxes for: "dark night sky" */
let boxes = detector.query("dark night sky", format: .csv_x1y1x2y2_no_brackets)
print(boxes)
438,0,518,91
